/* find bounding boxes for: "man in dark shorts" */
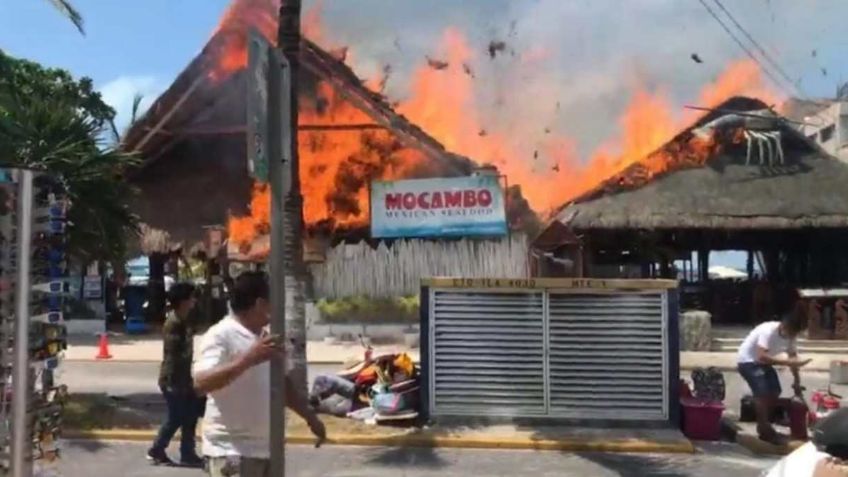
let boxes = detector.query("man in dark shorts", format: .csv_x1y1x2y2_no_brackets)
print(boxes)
737,315,811,443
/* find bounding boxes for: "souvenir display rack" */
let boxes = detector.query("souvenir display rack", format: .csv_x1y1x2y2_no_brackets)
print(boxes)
0,170,69,477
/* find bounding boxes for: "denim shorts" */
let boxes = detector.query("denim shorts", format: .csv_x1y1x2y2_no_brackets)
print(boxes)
738,362,781,398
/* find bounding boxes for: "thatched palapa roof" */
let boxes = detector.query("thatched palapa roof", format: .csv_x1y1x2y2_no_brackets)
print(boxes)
553,97,848,232
121,25,476,249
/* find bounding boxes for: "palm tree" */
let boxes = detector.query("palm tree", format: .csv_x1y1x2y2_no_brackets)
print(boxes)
46,0,85,35
110,93,144,144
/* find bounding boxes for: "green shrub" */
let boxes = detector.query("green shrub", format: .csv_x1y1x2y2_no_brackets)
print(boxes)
317,295,420,323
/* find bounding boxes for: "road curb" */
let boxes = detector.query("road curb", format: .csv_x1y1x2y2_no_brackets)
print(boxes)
63,429,695,454
64,359,361,365
679,365,830,373
734,433,804,456
719,416,804,457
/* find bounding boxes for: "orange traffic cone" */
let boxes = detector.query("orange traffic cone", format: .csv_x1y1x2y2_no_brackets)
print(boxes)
95,333,112,360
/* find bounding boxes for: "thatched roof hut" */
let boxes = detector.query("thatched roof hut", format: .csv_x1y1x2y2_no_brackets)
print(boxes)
122,29,476,251
533,97,848,324
554,97,848,232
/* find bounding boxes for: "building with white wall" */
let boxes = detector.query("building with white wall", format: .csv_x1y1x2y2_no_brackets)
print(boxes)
784,87,848,163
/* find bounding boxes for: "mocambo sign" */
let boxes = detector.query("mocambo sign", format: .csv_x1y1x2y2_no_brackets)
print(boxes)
370,176,508,238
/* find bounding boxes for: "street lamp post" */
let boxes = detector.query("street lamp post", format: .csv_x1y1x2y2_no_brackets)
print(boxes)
278,0,307,389
269,1,302,476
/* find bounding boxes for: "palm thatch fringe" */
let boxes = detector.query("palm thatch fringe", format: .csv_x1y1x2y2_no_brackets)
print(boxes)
310,235,529,299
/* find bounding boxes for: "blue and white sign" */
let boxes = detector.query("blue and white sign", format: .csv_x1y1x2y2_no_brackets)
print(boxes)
370,176,507,238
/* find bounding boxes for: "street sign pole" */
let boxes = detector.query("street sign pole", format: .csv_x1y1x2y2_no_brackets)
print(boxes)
11,170,33,477
247,30,271,182
268,42,291,477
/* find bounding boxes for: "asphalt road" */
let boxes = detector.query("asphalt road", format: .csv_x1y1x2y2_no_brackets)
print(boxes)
58,361,803,475
63,360,842,416
62,361,337,396
58,440,779,477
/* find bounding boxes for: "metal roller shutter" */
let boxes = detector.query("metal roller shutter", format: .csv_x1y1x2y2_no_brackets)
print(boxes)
547,292,668,419
430,290,546,416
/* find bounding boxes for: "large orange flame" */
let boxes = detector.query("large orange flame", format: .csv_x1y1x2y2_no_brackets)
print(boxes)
219,0,781,249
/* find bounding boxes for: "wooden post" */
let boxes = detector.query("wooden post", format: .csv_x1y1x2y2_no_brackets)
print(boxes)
575,244,584,278
747,250,755,279
698,248,709,282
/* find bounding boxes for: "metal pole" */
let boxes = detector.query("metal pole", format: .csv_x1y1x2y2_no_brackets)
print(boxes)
11,170,33,477
278,0,308,389
268,46,289,477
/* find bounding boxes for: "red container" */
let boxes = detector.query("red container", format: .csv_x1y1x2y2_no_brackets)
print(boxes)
789,397,809,440
681,398,725,441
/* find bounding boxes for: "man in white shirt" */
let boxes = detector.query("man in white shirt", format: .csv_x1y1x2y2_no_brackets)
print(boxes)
737,315,811,443
194,271,325,477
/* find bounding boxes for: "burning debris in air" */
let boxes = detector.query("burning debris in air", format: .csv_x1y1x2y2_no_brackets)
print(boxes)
213,0,781,250
426,56,449,70
487,40,507,59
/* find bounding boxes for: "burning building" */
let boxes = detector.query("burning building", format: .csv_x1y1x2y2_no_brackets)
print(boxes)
122,0,535,300
532,96,848,325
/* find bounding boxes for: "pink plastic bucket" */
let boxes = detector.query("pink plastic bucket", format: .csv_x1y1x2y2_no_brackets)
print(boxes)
681,398,724,441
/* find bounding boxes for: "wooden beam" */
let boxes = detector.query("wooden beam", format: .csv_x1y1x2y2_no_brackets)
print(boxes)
299,123,386,131
142,123,387,136
130,75,206,153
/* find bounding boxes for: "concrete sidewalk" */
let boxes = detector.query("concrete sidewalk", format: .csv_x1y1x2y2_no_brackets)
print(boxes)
65,334,841,371
680,351,842,372
65,334,419,364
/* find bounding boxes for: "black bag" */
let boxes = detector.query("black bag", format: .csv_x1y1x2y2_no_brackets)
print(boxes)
740,395,757,422
740,394,789,424
691,367,726,402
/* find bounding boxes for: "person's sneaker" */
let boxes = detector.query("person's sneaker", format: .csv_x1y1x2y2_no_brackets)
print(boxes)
180,454,204,469
146,448,174,466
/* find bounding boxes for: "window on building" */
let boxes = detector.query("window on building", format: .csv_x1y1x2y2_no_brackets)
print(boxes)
821,124,836,142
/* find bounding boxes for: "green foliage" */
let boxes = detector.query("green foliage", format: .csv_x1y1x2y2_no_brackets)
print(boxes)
316,295,420,323
0,50,139,262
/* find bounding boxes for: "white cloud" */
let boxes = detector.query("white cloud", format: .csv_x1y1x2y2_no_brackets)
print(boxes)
99,75,165,135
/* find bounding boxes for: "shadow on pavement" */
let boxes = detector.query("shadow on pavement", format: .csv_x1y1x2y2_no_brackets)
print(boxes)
575,452,688,477
64,439,110,454
361,417,496,470
365,446,448,469
66,392,165,430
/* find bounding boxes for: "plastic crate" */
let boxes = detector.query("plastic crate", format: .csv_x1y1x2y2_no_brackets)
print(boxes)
681,398,724,441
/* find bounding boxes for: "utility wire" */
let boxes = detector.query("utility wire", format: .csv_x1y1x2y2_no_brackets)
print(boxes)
710,0,801,96
696,0,794,98
709,0,833,127
697,0,833,127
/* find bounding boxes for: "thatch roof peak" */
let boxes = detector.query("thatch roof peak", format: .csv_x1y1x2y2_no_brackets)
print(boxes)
549,96,848,232
122,29,474,177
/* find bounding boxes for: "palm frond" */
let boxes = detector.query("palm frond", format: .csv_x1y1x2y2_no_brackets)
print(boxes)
130,93,144,125
109,118,120,144
46,0,85,35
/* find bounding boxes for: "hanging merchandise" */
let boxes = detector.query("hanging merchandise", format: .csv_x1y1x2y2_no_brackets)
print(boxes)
0,170,69,477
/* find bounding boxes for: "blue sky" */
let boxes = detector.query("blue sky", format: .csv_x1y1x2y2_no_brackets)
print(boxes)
2,0,847,149
0,0,230,131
